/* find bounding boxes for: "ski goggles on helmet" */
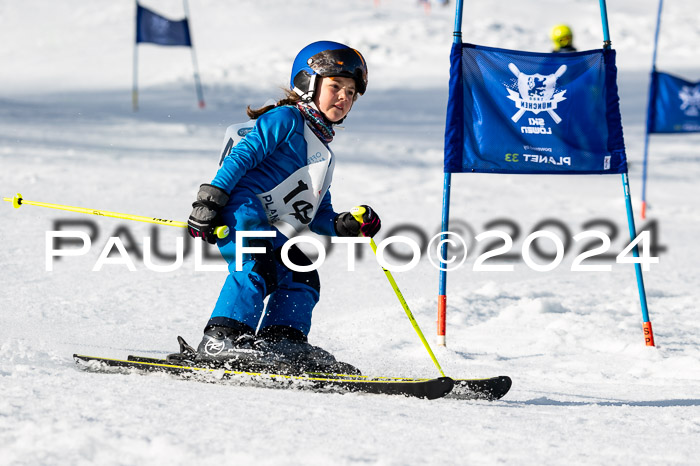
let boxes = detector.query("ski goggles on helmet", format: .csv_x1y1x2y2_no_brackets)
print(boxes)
307,47,368,95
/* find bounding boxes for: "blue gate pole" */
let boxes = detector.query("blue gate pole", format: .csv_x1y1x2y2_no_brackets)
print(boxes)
437,0,464,346
437,173,451,346
640,0,664,219
599,0,656,346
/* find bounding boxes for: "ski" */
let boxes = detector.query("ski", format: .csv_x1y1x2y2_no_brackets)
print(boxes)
81,354,511,400
124,355,510,400
73,354,455,400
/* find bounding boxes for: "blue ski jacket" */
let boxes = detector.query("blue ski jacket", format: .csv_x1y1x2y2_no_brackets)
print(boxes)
211,105,338,245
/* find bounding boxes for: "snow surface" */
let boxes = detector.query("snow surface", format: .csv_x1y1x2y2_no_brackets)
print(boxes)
2,0,700,464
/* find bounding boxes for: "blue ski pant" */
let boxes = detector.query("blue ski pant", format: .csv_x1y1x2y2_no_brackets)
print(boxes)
207,237,320,336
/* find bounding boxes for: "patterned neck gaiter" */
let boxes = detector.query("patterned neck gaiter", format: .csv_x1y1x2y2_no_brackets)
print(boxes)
296,102,335,144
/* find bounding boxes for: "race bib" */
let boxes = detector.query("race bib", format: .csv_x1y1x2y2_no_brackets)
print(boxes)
255,125,335,237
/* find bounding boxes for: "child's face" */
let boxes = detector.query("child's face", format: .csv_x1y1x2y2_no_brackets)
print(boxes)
314,76,357,123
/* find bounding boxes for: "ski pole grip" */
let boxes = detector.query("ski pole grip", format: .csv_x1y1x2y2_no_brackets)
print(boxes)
214,225,230,239
350,206,367,238
350,205,366,224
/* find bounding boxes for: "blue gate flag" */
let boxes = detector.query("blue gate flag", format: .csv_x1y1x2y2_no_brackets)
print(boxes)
445,43,627,175
136,4,192,47
647,71,700,133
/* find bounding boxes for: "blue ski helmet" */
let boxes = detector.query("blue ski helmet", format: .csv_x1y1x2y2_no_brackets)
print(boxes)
290,41,368,101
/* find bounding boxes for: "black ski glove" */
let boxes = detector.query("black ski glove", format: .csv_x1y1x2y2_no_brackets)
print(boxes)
188,184,230,244
334,205,381,238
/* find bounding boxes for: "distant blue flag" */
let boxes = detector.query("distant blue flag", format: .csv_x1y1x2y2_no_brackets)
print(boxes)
444,43,627,175
136,4,192,47
647,71,700,133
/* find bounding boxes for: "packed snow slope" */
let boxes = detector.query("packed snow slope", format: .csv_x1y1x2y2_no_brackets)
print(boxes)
1,0,700,464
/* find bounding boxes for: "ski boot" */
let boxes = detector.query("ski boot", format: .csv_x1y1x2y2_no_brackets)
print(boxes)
167,324,291,373
256,326,361,376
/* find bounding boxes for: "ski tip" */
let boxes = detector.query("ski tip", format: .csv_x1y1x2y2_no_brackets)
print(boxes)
479,375,512,400
450,375,513,401
498,375,513,394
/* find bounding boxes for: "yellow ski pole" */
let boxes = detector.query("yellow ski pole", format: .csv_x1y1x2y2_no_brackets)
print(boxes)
2,193,229,239
351,206,446,378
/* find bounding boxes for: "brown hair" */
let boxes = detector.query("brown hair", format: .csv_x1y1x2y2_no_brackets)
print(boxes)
246,89,301,119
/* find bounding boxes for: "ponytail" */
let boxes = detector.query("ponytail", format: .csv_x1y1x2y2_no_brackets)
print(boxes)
246,89,301,119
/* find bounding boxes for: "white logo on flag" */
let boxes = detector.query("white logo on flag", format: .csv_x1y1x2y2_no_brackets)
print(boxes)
506,64,567,124
679,85,700,117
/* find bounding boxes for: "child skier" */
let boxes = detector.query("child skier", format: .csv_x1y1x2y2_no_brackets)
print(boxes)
178,41,381,374
551,24,577,53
